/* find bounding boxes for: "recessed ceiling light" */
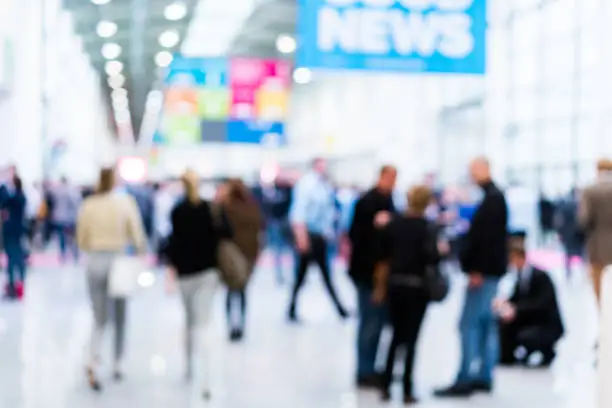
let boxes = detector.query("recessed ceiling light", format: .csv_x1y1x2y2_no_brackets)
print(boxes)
159,30,180,48
91,0,112,4
101,43,122,60
96,21,117,38
293,67,312,85
105,60,123,76
111,88,127,102
164,2,187,21
108,74,125,89
155,51,173,67
276,34,296,54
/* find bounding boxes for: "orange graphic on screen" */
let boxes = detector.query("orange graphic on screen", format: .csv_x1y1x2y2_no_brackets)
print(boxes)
255,90,288,121
165,88,198,115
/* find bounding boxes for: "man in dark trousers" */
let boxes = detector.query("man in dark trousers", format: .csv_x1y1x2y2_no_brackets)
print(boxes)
436,157,508,398
495,243,564,367
348,165,397,388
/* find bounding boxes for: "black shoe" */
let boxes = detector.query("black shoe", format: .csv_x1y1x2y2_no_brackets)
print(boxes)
288,309,300,323
338,308,350,319
381,389,391,401
356,375,381,389
229,329,241,342
434,383,474,398
86,368,102,392
404,395,419,404
113,371,123,382
471,381,492,393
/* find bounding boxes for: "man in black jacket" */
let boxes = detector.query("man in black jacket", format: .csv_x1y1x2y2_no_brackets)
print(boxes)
496,244,564,366
348,165,396,388
436,157,508,398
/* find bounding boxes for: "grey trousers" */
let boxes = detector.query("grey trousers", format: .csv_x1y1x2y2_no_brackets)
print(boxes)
86,251,127,367
178,270,219,388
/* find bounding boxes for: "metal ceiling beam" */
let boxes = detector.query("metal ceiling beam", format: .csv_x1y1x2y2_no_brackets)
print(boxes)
129,0,149,138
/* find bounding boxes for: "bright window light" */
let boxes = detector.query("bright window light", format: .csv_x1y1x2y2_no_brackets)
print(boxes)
159,30,180,48
164,2,187,21
108,74,125,89
155,51,173,67
276,34,296,54
293,68,312,85
101,43,122,60
104,60,123,76
96,21,117,38
91,0,111,4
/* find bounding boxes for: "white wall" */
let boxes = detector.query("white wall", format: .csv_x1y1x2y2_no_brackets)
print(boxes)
0,0,115,185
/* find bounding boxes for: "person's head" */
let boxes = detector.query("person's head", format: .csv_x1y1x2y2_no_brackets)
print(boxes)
60,176,68,185
407,184,432,216
596,158,612,179
224,178,250,203
509,242,527,270
311,157,327,176
96,167,115,194
181,169,201,205
469,156,492,186
377,165,397,194
12,175,22,193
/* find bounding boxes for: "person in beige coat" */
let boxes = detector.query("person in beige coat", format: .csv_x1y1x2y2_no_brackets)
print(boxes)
579,158,612,306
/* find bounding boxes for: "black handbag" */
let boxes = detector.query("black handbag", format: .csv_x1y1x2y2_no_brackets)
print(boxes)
423,223,450,302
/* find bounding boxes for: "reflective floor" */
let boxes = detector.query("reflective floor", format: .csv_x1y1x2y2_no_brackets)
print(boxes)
0,256,600,407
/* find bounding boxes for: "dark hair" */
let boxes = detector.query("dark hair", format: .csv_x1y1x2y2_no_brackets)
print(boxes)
97,167,115,194
12,175,23,193
226,178,251,203
380,165,396,177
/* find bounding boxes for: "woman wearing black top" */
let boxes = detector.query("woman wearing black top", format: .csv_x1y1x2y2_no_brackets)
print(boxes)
166,170,232,400
373,185,444,404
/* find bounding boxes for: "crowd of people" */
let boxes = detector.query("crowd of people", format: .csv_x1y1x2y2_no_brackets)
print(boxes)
1,156,612,403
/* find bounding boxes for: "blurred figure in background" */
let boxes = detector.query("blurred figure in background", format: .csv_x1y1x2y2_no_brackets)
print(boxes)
166,170,233,400
219,179,264,342
579,158,612,308
1,174,27,300
436,157,508,398
374,185,444,404
554,187,585,280
496,243,564,367
288,158,349,322
348,165,396,389
76,168,147,391
50,176,81,263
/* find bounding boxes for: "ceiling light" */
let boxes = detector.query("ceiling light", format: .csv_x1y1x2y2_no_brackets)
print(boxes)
111,88,127,101
113,97,129,111
96,21,117,38
108,74,125,89
101,43,121,60
159,30,180,48
293,68,312,85
91,0,112,4
164,2,187,21
104,60,123,76
155,51,173,67
276,34,296,54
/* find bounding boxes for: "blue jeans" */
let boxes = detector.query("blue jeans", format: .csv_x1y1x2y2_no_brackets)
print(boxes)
267,220,289,282
356,284,387,379
54,222,78,260
457,277,500,386
4,235,26,290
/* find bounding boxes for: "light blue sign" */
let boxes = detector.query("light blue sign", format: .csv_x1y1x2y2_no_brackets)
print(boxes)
297,0,486,74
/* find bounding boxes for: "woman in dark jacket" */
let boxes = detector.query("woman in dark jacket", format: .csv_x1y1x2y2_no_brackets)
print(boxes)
2,175,27,300
166,170,232,400
373,185,445,404
219,178,264,341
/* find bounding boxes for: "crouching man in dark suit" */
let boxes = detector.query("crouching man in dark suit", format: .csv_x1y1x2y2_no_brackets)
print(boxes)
494,243,564,367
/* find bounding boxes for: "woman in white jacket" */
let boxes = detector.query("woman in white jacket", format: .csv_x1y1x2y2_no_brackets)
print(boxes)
76,168,147,391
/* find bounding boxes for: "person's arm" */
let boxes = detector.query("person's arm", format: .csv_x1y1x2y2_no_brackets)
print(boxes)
76,202,90,251
372,222,393,303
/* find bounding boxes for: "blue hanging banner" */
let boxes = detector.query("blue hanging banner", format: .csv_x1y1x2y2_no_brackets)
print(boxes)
297,0,486,74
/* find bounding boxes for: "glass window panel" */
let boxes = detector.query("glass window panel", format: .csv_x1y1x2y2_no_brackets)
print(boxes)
578,162,597,186
578,74,604,115
576,116,601,161
489,0,511,23
511,11,540,52
541,88,574,120
578,0,602,28
541,121,573,165
543,0,576,39
513,53,539,91
506,124,538,167
542,167,574,196
579,29,602,72
514,92,538,122
541,39,575,86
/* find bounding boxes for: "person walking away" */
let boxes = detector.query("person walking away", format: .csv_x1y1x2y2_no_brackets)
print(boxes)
51,176,81,263
348,165,396,388
287,158,349,322
554,187,585,280
76,168,147,391
579,158,612,308
2,175,27,300
435,157,508,398
166,170,233,400
373,185,445,404
219,179,264,342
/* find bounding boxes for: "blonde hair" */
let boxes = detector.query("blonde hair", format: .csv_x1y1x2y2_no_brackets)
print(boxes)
407,184,433,215
597,158,612,172
97,167,115,194
181,169,201,204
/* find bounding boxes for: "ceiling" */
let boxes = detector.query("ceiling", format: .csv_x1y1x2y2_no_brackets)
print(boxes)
63,0,297,141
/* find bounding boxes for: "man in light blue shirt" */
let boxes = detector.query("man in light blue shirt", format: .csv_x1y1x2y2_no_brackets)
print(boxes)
287,158,348,322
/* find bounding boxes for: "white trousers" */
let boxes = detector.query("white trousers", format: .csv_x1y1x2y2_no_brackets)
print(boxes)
178,270,219,390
